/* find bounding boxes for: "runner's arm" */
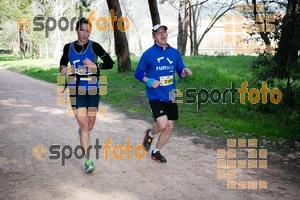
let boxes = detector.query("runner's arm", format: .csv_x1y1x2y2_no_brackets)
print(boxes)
135,68,160,88
92,42,115,70
135,68,146,83
181,68,193,78
59,44,70,75
134,54,160,88
175,51,192,78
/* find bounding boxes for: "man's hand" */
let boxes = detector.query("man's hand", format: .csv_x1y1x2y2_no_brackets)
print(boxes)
181,68,193,78
151,80,160,88
145,78,160,88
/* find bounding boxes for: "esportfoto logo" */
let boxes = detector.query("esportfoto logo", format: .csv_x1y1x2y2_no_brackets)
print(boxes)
169,81,282,109
17,9,130,38
33,138,146,166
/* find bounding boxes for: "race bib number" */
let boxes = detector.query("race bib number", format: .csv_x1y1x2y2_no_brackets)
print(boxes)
73,60,97,75
160,75,173,86
75,66,96,75
80,77,92,81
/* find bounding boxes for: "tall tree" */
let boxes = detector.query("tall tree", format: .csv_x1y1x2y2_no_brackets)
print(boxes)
106,0,131,73
177,0,190,55
160,0,189,55
242,0,288,54
252,0,271,50
189,0,234,55
32,0,76,59
276,0,300,104
5,0,33,59
121,1,143,55
148,0,161,25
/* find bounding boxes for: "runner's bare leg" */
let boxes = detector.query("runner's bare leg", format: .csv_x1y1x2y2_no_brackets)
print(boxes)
150,115,174,149
75,108,92,158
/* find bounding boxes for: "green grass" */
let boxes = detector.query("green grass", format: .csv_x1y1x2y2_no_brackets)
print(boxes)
0,56,59,83
0,55,296,142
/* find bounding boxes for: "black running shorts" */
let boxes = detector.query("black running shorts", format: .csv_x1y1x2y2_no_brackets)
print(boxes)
70,93,100,109
149,100,178,120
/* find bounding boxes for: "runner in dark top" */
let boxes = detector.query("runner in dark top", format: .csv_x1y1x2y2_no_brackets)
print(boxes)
59,18,114,173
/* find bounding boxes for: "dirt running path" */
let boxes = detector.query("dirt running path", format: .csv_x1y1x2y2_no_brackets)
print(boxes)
0,67,299,200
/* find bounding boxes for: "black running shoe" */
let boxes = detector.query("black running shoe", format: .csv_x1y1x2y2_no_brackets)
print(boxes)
151,150,167,163
143,129,153,151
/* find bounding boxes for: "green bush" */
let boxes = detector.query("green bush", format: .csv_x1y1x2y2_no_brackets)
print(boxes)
251,53,276,86
251,54,300,137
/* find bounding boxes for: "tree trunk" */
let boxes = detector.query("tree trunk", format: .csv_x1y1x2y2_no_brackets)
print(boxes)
53,0,62,58
178,2,183,52
106,0,131,73
276,0,300,104
252,0,271,53
45,39,49,59
194,41,200,55
121,1,143,55
182,0,190,55
39,43,43,59
107,28,112,54
197,5,233,53
32,41,40,59
177,0,190,56
277,0,299,73
192,6,198,55
188,1,209,55
19,29,25,60
148,0,160,26
189,4,193,56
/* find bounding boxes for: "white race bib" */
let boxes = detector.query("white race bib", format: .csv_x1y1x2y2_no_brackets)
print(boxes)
75,65,97,76
80,77,92,81
160,75,173,86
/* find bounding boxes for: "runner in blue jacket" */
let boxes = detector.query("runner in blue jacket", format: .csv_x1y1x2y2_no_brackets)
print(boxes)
135,24,192,163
